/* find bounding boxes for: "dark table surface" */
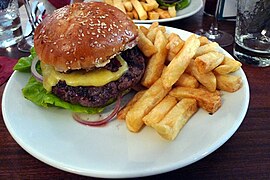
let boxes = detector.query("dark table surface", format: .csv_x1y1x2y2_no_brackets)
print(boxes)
1,8,270,179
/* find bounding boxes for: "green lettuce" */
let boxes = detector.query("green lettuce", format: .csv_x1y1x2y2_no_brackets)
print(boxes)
14,49,104,114
13,48,37,72
156,0,190,11
22,76,104,114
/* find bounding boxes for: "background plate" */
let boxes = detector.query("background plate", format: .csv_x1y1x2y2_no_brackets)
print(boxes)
133,0,203,23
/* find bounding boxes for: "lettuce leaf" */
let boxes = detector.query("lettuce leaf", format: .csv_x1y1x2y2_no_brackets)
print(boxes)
14,49,104,114
13,48,37,72
22,76,104,114
156,0,190,10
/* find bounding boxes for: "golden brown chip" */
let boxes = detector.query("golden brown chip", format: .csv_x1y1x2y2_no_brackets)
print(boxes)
152,98,198,140
169,86,221,113
161,34,200,89
126,79,171,132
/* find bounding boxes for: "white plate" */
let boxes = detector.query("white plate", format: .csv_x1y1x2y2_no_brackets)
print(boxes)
2,27,249,178
134,0,204,23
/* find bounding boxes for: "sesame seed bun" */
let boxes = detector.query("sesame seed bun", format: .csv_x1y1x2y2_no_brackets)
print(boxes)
34,2,138,72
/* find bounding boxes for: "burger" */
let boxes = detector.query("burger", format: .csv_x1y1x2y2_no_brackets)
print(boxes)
28,2,145,113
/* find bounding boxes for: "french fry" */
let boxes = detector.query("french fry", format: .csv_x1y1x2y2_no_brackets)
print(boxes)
148,11,159,20
113,0,126,13
166,33,185,61
126,12,134,19
123,1,133,11
139,26,149,35
152,98,198,140
131,0,148,20
141,2,154,11
194,51,225,73
167,33,185,50
146,26,165,43
195,42,219,57
168,6,176,18
214,56,242,74
104,0,114,5
175,73,199,88
161,34,200,89
216,74,242,92
137,27,157,57
143,95,177,126
146,0,159,9
169,86,222,113
155,8,170,19
132,9,139,19
187,59,217,92
148,22,159,32
146,26,159,43
126,79,171,132
141,30,168,87
198,36,209,46
117,90,145,120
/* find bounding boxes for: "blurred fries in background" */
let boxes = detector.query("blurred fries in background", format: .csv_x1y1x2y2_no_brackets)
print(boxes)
101,0,177,20
117,23,243,140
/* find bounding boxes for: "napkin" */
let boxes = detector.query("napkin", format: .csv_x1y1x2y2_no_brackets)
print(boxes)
0,56,17,86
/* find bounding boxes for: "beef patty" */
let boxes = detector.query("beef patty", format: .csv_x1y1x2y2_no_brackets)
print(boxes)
51,46,145,107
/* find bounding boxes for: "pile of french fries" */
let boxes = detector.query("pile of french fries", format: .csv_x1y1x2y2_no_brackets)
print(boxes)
103,0,176,20
117,22,243,141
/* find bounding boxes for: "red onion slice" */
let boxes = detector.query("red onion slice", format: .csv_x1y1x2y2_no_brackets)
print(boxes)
73,95,122,126
31,57,43,82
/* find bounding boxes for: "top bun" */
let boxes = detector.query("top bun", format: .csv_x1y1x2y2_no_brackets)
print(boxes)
34,2,138,72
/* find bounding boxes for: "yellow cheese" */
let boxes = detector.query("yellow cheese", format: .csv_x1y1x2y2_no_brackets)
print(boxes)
41,56,128,92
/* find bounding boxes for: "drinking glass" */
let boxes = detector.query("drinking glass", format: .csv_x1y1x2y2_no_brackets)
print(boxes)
0,0,23,48
17,0,46,52
17,0,36,52
233,0,270,67
196,0,233,47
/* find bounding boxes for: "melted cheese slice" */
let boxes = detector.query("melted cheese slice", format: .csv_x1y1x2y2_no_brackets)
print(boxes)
41,56,128,92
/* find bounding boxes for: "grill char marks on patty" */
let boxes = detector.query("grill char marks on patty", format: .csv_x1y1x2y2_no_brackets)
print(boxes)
51,46,145,107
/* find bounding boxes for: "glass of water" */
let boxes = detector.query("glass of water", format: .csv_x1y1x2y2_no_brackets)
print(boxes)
0,0,23,48
234,0,270,67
